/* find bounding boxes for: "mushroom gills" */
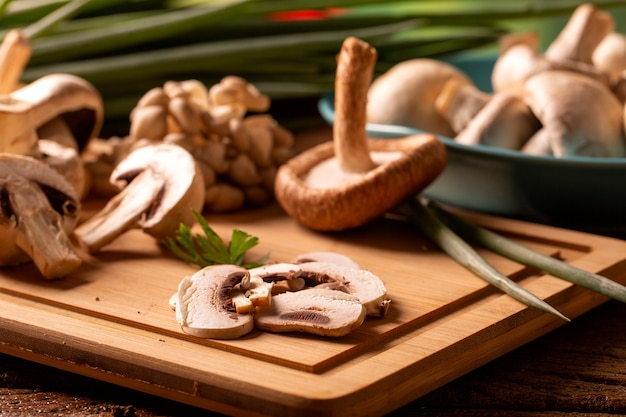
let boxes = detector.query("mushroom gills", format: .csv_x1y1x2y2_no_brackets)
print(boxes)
254,288,366,337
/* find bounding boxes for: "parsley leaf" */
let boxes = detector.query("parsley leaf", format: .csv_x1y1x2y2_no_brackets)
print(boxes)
163,211,267,269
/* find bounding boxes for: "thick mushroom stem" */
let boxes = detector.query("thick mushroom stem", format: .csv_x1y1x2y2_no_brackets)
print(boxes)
0,29,31,94
334,37,377,173
0,97,39,156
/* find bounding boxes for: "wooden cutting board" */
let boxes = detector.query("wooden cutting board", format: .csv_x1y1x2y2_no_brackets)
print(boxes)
1,201,625,417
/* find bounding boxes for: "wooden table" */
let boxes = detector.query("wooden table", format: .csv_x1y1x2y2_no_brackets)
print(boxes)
2,125,626,416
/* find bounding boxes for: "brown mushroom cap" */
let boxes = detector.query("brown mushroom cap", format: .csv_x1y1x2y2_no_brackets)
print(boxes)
275,135,446,231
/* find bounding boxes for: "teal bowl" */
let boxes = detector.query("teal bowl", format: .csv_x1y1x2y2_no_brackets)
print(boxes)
318,54,626,237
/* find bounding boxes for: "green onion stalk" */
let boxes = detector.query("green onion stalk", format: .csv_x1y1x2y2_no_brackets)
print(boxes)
2,0,626,132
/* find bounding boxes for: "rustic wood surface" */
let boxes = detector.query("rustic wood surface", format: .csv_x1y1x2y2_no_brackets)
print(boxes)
2,298,626,416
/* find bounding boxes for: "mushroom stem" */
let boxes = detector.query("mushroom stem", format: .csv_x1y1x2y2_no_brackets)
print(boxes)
0,29,31,94
75,169,164,252
8,175,81,279
334,36,377,173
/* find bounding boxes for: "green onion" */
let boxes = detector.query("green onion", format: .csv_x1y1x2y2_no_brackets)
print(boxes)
428,201,626,304
400,198,570,322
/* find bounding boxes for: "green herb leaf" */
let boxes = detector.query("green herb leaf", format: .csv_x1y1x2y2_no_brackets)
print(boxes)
163,210,267,269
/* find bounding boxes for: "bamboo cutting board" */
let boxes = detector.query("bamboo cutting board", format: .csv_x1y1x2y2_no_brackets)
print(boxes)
1,202,626,417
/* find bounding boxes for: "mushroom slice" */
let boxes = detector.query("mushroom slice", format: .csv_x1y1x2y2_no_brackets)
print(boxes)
0,153,81,279
254,288,366,337
75,143,205,252
294,251,360,270
298,261,390,317
176,264,254,339
522,70,626,157
275,37,447,232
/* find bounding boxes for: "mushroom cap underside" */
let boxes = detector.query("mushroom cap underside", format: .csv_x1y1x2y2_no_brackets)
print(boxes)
274,134,447,231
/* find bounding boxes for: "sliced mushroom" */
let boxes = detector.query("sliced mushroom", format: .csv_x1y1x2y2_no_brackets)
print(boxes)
293,251,360,270
0,153,81,279
75,143,205,252
254,288,366,337
275,37,447,232
297,261,390,317
367,58,473,136
522,70,626,157
176,264,254,339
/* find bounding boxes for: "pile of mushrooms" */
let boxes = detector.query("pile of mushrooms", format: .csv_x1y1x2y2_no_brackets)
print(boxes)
274,36,447,231
172,251,389,339
83,76,294,212
0,29,104,279
367,3,626,158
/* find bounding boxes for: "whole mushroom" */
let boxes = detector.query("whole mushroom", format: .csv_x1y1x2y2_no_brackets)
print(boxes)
366,58,473,136
275,37,447,231
522,70,626,157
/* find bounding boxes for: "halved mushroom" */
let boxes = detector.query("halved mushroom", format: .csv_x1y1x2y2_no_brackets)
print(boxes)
0,153,81,279
11,73,103,152
254,288,366,337
75,143,205,252
274,37,447,232
522,70,626,157
297,261,390,317
39,139,90,199
176,264,254,339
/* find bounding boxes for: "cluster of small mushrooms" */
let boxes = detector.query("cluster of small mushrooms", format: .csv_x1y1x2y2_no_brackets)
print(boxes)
171,251,390,339
0,26,294,279
367,3,626,158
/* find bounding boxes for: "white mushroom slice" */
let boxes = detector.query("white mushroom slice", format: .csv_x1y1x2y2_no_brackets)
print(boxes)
176,264,254,339
293,251,360,270
298,261,390,317
0,153,81,279
75,143,205,252
254,288,366,337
